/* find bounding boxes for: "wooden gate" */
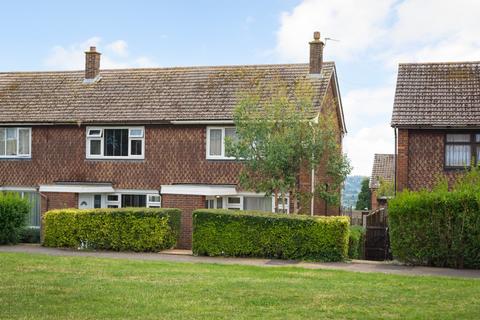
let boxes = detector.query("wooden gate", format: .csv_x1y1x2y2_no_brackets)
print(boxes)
365,208,391,261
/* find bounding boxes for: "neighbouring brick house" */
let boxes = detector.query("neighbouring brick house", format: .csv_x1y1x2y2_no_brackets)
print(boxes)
0,32,346,248
392,61,480,192
369,154,394,210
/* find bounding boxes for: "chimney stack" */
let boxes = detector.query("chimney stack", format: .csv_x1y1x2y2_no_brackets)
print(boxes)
84,46,101,81
309,31,324,75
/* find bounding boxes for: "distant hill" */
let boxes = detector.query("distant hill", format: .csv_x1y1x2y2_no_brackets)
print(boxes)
342,175,367,209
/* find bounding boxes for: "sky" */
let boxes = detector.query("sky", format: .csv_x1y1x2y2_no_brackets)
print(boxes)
1,0,480,175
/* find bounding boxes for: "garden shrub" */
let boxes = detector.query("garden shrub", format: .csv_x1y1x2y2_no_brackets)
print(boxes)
43,208,181,252
348,226,365,259
389,170,480,269
192,209,349,261
0,192,30,244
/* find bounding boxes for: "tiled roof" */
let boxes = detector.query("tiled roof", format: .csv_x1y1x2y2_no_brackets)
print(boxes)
391,61,480,127
369,154,395,189
0,63,335,124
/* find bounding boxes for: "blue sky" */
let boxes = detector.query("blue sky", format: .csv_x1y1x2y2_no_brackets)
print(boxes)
1,0,479,175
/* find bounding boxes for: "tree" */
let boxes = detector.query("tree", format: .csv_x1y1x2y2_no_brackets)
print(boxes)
226,78,351,214
377,178,394,198
355,178,371,210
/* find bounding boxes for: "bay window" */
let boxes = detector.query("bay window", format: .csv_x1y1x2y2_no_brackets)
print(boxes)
86,127,144,159
0,127,31,158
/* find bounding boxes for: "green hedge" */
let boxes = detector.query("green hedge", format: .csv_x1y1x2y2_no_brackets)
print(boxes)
389,189,480,269
20,227,41,243
192,209,349,261
43,208,181,252
0,192,30,244
348,226,365,259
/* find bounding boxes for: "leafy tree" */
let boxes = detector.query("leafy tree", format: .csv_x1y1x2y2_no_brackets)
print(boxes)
226,78,351,214
355,178,371,210
377,178,394,198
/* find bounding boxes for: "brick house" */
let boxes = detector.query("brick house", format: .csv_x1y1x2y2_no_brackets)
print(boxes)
0,32,346,248
392,61,480,192
369,154,394,210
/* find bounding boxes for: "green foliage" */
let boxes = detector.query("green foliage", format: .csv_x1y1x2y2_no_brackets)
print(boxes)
43,208,182,252
227,79,351,213
377,178,394,198
192,209,350,261
355,178,371,210
0,192,30,244
348,226,365,259
20,227,41,243
389,167,480,268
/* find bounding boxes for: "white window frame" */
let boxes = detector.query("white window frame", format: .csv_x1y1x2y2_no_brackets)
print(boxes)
147,194,162,208
86,126,145,160
106,193,121,208
273,195,290,214
206,126,236,160
226,196,243,210
0,127,31,159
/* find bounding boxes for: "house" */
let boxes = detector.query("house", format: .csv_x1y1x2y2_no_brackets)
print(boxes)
0,32,346,248
369,153,394,210
392,61,480,192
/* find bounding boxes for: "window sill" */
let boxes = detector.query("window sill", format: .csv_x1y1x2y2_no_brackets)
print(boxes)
86,156,145,160
0,156,31,160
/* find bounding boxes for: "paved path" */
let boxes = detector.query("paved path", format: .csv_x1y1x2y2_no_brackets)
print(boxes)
1,244,479,279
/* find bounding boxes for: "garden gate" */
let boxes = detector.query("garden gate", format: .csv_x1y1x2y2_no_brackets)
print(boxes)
365,207,391,261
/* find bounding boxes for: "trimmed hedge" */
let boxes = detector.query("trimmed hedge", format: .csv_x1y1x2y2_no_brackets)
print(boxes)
0,192,30,244
43,208,181,252
348,226,365,259
389,189,480,269
20,227,41,243
192,209,349,261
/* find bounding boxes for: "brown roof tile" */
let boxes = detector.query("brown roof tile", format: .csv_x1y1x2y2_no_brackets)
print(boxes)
0,63,334,124
391,61,480,127
370,153,395,189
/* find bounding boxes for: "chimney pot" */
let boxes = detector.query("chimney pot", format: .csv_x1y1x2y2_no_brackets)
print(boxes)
309,31,324,75
84,46,101,81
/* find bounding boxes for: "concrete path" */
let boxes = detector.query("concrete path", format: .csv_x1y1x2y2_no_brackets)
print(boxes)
1,244,479,279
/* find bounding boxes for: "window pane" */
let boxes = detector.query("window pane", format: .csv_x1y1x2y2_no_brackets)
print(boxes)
107,195,118,202
129,128,144,138
228,197,241,204
104,129,128,156
209,129,222,156
446,145,471,167
216,197,223,209
148,195,160,203
94,195,102,208
121,194,146,207
446,134,470,142
476,134,480,142
205,199,214,208
18,129,30,155
224,128,237,157
90,140,101,155
6,128,17,156
88,129,102,137
244,196,273,212
131,140,142,155
0,128,5,156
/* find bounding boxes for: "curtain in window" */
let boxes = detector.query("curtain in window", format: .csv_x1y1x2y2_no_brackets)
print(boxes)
6,128,17,155
244,197,272,212
446,145,471,167
209,129,222,156
0,128,5,156
18,129,30,155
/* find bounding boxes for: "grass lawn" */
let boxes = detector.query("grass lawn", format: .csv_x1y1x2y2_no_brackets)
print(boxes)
1,253,479,319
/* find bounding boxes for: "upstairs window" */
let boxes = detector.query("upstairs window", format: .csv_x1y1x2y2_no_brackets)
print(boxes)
0,127,31,158
86,127,144,159
206,127,237,159
445,133,474,168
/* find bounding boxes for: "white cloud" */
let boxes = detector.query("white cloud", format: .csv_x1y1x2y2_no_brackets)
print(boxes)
44,37,158,70
344,124,394,176
275,0,394,62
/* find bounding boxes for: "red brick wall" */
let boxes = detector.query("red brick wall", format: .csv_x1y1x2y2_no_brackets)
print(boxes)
0,125,242,189
396,129,409,191
370,189,378,210
407,130,464,190
396,129,466,191
162,194,205,249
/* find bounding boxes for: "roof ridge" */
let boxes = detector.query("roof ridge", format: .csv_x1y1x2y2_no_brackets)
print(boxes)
0,62,335,75
399,61,480,66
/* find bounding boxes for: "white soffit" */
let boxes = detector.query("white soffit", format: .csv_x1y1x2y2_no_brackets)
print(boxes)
39,184,115,194
161,184,237,196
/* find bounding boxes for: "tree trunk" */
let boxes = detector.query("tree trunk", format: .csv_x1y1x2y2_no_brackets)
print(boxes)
274,190,279,213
